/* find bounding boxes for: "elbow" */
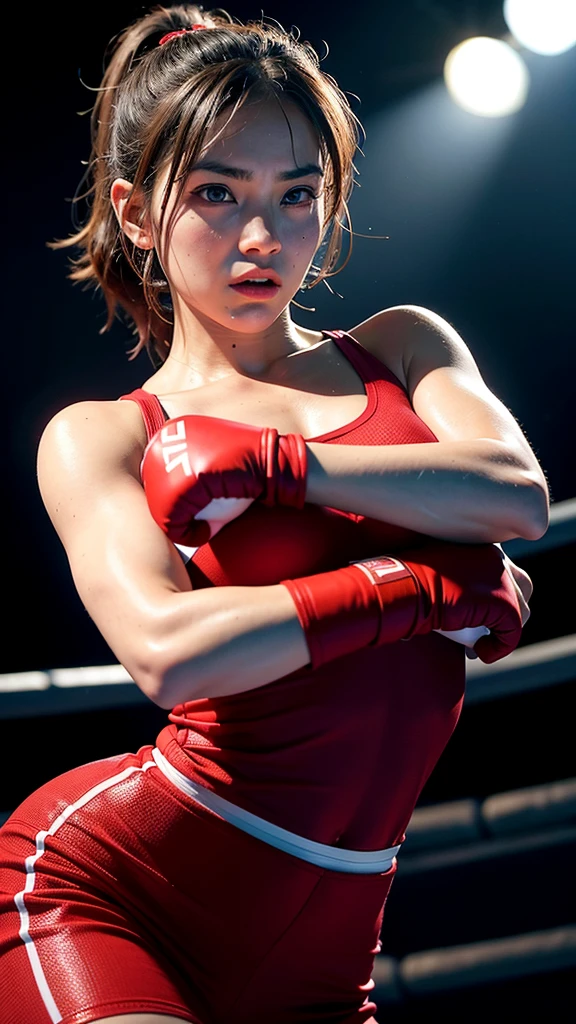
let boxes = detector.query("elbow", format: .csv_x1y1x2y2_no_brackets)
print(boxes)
482,440,550,542
124,645,169,708
154,661,199,710
518,475,550,540
518,511,549,543
507,475,550,542
135,640,205,710
132,597,209,708
116,592,209,709
471,474,550,545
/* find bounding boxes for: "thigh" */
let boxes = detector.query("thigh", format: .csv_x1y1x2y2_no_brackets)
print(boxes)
0,746,327,1024
0,751,205,1024
0,747,389,1024
0,886,204,1024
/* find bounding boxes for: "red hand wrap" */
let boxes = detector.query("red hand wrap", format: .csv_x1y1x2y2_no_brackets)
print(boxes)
282,543,523,670
282,557,422,669
262,430,308,508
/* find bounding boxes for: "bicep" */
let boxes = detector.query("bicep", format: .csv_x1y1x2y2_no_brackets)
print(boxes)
37,403,192,692
412,361,530,449
388,305,544,460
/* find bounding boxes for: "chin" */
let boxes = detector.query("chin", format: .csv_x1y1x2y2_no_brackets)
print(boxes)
220,307,282,331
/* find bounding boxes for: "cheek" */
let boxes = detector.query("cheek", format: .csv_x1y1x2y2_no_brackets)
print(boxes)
164,220,223,285
285,212,323,254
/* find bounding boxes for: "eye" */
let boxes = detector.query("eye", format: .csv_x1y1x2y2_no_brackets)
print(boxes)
193,184,319,206
192,183,233,202
280,187,317,206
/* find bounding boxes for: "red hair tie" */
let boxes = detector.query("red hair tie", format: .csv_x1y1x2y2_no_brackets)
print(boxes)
159,25,207,46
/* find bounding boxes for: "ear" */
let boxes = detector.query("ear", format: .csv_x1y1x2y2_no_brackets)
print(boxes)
110,178,154,250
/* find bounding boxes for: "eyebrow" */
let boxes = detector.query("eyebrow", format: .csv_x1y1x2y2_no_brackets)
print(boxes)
188,160,324,182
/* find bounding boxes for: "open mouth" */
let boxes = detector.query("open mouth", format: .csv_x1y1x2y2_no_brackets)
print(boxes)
229,280,280,298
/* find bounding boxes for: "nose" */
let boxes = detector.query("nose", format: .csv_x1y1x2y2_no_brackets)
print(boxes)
237,211,282,257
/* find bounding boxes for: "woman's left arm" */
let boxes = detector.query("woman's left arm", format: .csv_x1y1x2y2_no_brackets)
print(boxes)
305,306,549,543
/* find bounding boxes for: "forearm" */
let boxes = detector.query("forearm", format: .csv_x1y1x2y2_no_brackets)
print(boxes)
305,438,549,543
151,583,311,708
147,527,526,708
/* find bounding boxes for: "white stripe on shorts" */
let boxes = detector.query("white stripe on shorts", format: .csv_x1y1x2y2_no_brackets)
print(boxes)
13,757,155,1024
152,747,400,873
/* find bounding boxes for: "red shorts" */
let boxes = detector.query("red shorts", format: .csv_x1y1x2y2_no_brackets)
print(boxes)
0,731,394,1024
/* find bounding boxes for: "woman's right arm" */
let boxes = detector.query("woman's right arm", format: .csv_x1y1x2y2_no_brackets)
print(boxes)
37,400,311,709
37,401,530,708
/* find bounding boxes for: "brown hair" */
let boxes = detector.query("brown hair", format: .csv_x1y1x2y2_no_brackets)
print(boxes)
54,4,364,365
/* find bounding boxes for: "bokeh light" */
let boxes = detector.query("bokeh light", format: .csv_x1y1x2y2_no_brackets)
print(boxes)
504,0,576,56
444,36,530,117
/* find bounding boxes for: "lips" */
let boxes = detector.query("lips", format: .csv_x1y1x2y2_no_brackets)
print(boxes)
231,279,275,286
230,269,282,287
229,281,281,299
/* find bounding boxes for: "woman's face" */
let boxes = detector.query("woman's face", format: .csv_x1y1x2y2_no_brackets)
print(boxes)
151,96,326,334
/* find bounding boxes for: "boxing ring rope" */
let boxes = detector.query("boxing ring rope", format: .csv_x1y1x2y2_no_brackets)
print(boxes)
1,631,574,717
2,498,574,1003
371,925,576,1005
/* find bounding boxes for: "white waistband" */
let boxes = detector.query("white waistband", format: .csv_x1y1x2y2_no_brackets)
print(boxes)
152,747,400,874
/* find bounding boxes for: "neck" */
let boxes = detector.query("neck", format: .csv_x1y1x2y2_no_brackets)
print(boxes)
147,308,325,393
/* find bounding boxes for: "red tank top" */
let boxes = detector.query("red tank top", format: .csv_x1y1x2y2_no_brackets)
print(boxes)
120,330,465,850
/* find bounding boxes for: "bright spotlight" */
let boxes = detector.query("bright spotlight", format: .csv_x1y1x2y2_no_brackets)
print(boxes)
503,0,576,56
444,37,529,117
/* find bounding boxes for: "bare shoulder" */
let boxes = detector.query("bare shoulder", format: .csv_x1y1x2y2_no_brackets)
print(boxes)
38,398,147,476
349,305,476,398
37,398,148,534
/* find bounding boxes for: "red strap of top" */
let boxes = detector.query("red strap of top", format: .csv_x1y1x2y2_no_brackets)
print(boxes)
325,329,404,387
119,388,167,443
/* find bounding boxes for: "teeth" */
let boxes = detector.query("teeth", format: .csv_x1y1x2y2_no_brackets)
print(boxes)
243,279,271,284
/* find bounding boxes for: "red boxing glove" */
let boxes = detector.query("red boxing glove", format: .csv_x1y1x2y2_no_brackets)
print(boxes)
281,542,523,668
141,415,307,546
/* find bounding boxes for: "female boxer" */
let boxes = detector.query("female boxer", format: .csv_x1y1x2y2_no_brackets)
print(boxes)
0,5,547,1024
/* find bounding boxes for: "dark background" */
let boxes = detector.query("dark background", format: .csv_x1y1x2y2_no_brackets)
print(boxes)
2,4,575,1012
4,0,575,675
